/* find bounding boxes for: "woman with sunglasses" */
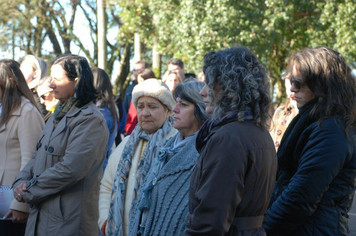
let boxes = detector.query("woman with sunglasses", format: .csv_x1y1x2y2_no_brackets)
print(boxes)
264,47,356,235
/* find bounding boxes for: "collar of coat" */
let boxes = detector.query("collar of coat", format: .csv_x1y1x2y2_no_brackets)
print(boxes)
47,102,95,141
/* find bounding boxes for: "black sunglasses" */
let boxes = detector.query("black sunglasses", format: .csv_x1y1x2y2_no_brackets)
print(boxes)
289,76,304,90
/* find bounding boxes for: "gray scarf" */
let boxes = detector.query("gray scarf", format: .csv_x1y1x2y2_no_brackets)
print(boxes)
106,117,175,236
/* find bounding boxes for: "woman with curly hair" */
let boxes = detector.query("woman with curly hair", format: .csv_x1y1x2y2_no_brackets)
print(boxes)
264,47,356,236
183,47,277,235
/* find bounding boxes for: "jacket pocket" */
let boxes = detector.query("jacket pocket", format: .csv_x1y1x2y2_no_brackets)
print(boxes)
42,194,64,221
51,194,64,220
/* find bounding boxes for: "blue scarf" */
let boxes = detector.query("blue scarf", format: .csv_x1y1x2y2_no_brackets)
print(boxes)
106,117,175,236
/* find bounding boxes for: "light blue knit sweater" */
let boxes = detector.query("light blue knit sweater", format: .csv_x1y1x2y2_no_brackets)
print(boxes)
129,132,199,236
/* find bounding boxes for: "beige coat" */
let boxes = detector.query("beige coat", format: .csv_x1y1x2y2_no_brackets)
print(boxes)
13,102,109,236
0,97,44,213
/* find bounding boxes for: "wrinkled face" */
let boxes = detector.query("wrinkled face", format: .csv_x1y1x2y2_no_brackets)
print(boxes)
165,73,181,93
172,97,200,138
49,64,76,102
290,64,315,108
200,82,220,115
20,59,36,84
137,96,171,134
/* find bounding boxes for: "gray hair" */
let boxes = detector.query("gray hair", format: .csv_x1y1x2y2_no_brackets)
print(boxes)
173,81,209,126
203,46,271,130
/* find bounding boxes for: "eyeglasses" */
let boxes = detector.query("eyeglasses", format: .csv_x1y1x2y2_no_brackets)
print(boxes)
288,76,305,90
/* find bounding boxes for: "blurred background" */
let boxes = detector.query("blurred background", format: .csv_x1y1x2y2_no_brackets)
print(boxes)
0,0,356,107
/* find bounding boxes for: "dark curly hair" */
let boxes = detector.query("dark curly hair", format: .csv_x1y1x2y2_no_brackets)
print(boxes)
288,46,356,133
203,46,272,130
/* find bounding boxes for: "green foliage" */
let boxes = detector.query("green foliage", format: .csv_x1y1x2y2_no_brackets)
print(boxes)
2,0,356,104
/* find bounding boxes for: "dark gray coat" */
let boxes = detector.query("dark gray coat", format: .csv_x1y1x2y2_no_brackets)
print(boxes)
13,102,109,236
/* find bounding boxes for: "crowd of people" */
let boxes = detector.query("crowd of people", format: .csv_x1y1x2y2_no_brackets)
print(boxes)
0,45,355,236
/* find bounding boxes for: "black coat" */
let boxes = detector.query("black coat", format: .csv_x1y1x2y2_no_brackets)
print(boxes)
264,117,356,236
183,120,277,235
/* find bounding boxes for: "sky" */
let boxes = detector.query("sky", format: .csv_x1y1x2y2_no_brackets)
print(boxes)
0,1,122,82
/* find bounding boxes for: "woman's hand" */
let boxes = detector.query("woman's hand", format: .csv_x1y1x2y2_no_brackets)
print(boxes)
13,182,27,203
3,209,29,223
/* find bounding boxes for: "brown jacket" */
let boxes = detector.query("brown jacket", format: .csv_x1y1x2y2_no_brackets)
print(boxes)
184,120,277,235
0,97,44,213
13,102,109,236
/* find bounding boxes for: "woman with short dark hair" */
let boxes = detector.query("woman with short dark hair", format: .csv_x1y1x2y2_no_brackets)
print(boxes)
12,55,109,236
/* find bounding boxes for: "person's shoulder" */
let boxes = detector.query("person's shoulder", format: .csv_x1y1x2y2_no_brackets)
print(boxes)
80,102,99,115
20,97,39,114
99,105,111,116
76,102,107,124
306,117,348,142
212,121,273,148
309,117,345,131
207,122,242,145
217,120,261,135
109,135,130,161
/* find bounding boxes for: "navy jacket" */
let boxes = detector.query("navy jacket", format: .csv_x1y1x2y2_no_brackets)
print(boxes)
265,117,356,236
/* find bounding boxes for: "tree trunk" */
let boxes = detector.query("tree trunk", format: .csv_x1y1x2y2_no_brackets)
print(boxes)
152,36,161,78
115,43,131,98
47,26,63,56
97,0,107,70
134,33,141,62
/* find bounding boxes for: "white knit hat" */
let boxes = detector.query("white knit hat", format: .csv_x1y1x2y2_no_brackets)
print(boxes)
132,79,176,110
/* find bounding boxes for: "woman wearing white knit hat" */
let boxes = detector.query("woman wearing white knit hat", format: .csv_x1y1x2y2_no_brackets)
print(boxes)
98,79,178,236
129,81,209,236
